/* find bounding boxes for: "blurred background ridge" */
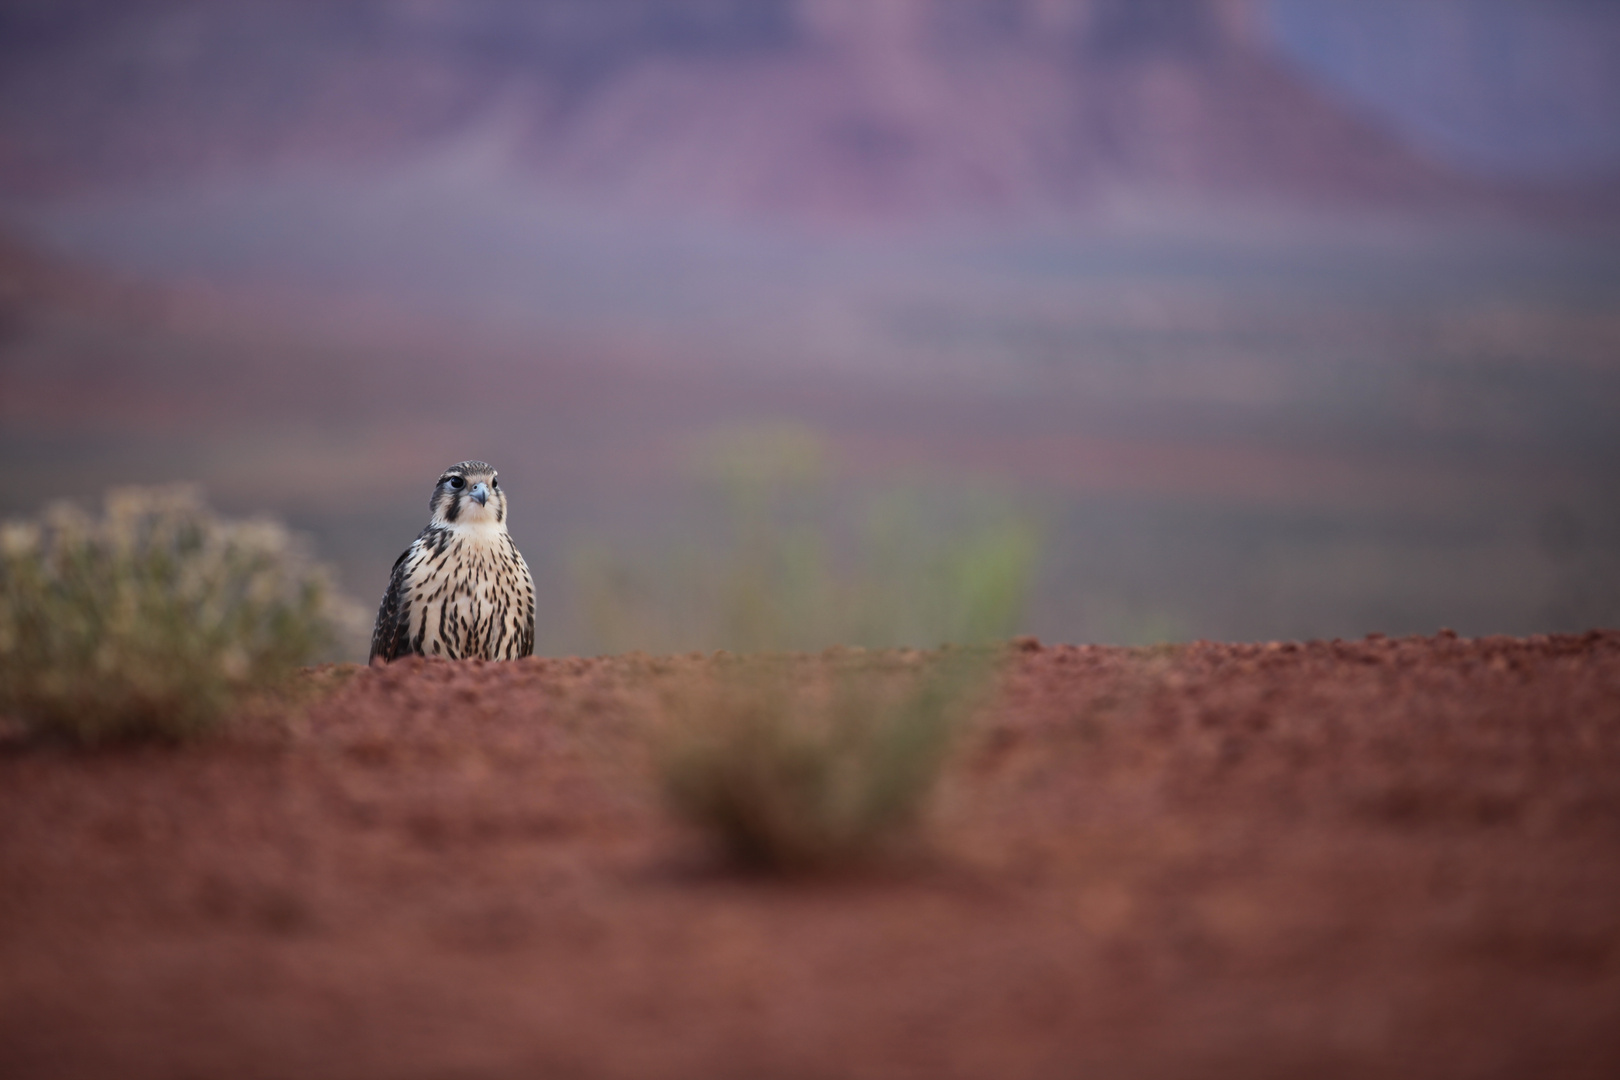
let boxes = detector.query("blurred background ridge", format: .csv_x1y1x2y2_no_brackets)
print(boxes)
1,0,1617,653
5,0,1620,214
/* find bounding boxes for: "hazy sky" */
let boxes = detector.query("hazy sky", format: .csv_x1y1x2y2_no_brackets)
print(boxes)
1268,0,1620,178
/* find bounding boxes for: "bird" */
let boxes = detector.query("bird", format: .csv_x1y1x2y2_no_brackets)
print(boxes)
369,461,535,662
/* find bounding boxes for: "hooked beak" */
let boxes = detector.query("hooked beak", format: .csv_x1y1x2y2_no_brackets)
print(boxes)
470,481,490,507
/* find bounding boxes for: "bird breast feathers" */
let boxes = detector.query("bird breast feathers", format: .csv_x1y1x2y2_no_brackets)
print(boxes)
397,526,533,660
405,528,528,595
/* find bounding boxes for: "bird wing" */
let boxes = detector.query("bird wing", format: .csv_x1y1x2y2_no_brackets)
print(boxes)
368,542,418,662
514,537,536,658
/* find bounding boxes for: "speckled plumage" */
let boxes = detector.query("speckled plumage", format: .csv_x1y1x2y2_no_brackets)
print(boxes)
370,461,535,662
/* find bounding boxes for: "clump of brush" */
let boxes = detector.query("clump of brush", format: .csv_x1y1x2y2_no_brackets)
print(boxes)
657,649,994,873
0,486,358,744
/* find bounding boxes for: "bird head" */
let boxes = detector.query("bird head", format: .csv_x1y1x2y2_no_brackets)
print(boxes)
429,461,507,529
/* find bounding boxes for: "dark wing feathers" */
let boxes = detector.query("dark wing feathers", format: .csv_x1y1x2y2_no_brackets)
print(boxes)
511,534,536,658
368,540,419,662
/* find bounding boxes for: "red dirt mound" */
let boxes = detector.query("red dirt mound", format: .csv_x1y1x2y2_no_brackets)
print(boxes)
3,632,1619,1079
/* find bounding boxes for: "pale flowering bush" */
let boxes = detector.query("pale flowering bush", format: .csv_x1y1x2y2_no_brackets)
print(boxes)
0,486,361,744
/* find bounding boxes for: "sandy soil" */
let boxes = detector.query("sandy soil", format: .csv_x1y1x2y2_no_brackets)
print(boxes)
3,631,1619,1079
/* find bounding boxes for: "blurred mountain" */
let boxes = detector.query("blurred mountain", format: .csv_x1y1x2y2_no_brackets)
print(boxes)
0,0,1525,220
511,0,1465,219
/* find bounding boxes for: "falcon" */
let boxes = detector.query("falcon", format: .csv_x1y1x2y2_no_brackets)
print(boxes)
369,461,535,662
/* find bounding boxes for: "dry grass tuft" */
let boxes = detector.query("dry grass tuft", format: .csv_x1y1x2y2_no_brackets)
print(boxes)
657,649,995,873
0,486,363,745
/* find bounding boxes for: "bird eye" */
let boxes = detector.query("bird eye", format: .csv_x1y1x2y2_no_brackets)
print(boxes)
491,478,499,489
447,476,465,490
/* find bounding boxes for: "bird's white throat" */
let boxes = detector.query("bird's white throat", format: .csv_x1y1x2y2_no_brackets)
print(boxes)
439,518,509,542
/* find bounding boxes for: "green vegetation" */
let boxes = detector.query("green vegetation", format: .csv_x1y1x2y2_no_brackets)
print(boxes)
657,648,994,873
573,423,1043,655
0,486,361,744
570,426,1030,871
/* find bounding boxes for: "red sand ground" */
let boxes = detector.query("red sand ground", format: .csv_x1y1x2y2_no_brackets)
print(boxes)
3,632,1619,1079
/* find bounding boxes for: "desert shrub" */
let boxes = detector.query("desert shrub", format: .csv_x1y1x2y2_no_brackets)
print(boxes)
572,423,1042,655
658,650,993,873
0,486,358,744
